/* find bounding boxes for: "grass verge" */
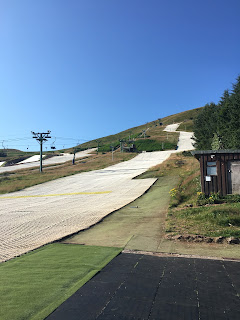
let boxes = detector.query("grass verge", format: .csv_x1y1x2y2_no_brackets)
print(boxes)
152,153,240,238
0,243,121,320
167,204,240,237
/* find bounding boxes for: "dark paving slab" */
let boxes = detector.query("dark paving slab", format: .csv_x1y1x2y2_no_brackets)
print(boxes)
223,260,240,293
149,302,199,320
46,253,240,320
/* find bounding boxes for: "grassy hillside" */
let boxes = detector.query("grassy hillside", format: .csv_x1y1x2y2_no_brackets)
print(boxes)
0,149,37,165
162,107,203,129
68,107,201,154
0,148,67,167
1,107,201,165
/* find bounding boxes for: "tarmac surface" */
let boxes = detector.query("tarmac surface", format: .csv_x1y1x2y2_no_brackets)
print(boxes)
46,252,240,320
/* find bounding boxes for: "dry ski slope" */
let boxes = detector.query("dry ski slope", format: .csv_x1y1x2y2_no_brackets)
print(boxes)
0,125,194,262
0,149,96,173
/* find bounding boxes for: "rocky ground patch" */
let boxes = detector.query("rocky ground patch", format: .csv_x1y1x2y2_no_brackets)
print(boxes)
165,234,240,244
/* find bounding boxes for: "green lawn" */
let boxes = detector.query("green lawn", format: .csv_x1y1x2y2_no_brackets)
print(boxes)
0,243,121,320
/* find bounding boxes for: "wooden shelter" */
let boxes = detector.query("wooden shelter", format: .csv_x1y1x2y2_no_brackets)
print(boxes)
192,150,240,196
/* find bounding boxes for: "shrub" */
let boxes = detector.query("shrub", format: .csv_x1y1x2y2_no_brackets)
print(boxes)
224,194,240,203
169,187,184,207
196,192,240,206
196,192,222,205
182,151,193,157
0,151,7,157
134,139,177,152
98,142,119,152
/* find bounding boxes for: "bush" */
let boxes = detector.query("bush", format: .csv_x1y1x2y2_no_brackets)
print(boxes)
196,192,222,205
98,142,119,153
224,194,240,203
196,192,240,206
0,151,7,157
134,139,177,152
169,187,185,207
182,151,193,157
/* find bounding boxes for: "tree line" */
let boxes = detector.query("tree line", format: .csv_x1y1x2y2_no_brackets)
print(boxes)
194,75,240,150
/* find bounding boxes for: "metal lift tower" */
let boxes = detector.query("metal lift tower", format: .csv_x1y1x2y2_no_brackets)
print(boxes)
31,131,51,172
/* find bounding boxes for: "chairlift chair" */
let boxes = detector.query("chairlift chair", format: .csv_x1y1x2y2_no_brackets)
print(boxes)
51,137,56,150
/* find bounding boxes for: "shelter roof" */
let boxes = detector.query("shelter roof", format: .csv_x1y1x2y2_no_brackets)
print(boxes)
192,149,240,159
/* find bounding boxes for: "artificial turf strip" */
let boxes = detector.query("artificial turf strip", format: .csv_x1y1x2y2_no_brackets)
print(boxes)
0,243,122,320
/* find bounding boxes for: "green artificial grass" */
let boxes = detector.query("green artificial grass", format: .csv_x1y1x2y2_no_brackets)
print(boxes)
0,243,122,320
63,176,179,251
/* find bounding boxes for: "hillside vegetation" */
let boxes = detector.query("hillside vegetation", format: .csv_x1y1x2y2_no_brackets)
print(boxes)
142,151,240,239
0,107,201,193
1,107,201,164
0,149,38,166
194,75,240,150
162,108,203,129
156,75,240,240
69,107,200,154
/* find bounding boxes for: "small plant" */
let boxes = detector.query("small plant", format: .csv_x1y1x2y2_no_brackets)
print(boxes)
209,192,221,204
169,188,178,198
197,192,205,200
225,194,240,203
195,177,201,193
169,186,184,207
196,192,222,205
175,160,185,167
182,151,193,157
196,192,240,206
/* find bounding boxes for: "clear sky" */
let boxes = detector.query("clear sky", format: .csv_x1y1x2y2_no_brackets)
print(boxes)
1,0,240,151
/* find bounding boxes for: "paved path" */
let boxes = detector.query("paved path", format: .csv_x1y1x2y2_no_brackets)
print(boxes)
46,252,240,320
0,125,194,262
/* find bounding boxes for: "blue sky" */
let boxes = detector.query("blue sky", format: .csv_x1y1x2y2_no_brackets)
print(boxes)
1,0,240,151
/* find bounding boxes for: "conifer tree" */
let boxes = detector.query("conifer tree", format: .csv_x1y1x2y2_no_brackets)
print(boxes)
211,133,221,150
193,103,219,150
228,76,240,148
194,75,240,150
218,89,232,148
